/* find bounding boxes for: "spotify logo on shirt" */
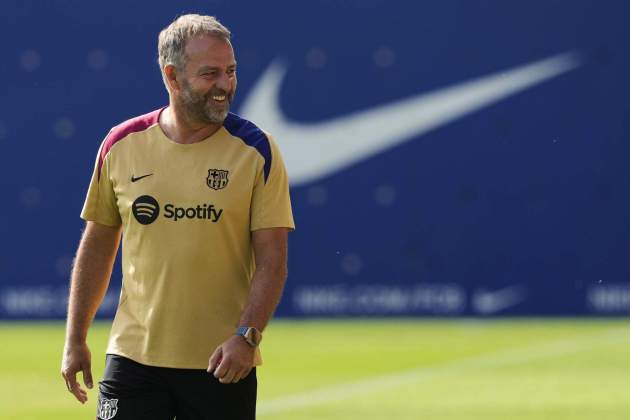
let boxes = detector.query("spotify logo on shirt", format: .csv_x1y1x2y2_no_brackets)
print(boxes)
132,195,160,225
132,195,223,225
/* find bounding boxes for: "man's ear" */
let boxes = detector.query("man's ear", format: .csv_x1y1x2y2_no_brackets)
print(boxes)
164,64,181,93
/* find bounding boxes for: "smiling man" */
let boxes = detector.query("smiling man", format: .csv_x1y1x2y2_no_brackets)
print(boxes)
60,14,294,420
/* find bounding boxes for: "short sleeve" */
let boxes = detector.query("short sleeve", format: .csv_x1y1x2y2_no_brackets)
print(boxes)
250,134,295,232
80,139,122,226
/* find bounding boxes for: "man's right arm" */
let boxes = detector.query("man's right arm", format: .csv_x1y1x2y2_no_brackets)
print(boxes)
61,221,121,404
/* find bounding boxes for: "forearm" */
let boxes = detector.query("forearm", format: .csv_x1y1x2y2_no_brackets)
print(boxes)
239,262,288,331
65,222,121,343
239,228,289,331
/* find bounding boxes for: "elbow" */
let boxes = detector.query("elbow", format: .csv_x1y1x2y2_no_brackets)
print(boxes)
274,262,288,281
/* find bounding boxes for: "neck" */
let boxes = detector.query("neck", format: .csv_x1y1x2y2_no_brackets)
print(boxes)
159,101,222,145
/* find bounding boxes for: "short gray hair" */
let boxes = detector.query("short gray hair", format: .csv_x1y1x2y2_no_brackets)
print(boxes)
158,14,231,89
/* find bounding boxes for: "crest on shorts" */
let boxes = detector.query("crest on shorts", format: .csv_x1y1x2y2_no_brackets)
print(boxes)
97,397,119,420
207,169,229,190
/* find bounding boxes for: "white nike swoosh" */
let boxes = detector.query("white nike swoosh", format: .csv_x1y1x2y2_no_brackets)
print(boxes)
472,285,527,315
239,52,581,186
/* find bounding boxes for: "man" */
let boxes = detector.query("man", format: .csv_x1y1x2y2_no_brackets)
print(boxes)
61,14,294,420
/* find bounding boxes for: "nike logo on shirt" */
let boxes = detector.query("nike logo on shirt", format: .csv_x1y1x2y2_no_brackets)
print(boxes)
131,173,153,183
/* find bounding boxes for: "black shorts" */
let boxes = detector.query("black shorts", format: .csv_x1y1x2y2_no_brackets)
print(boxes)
97,354,257,420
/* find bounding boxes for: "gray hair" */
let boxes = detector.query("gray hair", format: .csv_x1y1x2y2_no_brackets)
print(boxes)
158,14,231,90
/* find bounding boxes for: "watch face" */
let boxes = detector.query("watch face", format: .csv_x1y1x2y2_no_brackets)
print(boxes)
245,328,262,346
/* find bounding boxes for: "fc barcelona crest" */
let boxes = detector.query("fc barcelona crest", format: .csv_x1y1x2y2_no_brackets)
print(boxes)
97,397,119,420
207,169,229,190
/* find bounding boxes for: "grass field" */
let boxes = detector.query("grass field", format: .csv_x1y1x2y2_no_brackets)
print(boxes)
1,319,629,419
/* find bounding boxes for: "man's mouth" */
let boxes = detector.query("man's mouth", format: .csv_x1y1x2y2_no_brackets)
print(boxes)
208,92,229,104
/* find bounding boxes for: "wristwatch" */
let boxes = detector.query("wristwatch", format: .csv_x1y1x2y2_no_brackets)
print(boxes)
236,326,262,347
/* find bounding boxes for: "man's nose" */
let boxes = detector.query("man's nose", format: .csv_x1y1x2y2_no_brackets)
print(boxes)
215,73,230,91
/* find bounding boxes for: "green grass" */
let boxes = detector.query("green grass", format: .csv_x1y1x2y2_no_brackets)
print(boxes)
1,319,629,419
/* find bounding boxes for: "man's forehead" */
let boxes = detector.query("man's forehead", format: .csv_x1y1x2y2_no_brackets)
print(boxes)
185,35,234,64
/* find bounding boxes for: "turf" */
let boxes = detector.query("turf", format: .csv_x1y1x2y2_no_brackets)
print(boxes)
0,319,628,419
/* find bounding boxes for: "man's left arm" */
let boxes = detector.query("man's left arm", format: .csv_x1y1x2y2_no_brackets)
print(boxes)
208,227,289,383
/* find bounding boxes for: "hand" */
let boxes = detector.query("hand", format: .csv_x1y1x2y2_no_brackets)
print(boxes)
207,335,255,384
61,341,93,404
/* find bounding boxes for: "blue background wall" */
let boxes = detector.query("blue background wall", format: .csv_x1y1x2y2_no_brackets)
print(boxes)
1,0,628,318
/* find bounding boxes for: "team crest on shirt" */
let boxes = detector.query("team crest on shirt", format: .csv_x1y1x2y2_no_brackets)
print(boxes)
97,397,119,420
207,169,229,190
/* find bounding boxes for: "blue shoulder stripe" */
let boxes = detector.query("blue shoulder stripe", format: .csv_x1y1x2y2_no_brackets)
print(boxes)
223,113,272,183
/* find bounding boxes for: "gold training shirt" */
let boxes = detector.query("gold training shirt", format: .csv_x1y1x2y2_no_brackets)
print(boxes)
81,108,295,369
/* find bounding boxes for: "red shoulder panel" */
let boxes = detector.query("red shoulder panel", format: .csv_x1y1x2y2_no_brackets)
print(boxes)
98,108,163,177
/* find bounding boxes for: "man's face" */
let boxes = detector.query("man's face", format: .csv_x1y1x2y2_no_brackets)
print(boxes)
177,35,237,125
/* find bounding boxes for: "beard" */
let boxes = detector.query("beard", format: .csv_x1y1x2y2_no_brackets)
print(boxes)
179,78,234,125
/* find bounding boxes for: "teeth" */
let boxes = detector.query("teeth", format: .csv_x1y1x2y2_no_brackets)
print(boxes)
212,95,226,101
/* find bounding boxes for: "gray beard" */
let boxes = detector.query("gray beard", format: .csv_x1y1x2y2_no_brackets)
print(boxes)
180,87,231,125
